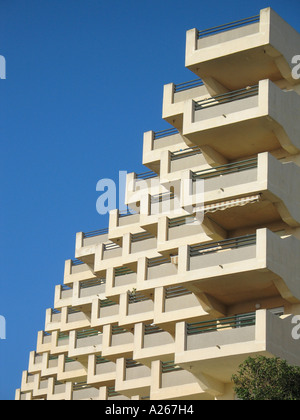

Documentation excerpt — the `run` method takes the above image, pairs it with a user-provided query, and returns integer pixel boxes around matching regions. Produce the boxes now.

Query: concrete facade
[16,8,300,400]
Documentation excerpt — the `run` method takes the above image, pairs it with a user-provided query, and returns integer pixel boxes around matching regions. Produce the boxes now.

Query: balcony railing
[151,191,175,204]
[100,299,117,308]
[174,78,204,93]
[153,128,179,140]
[115,266,135,277]
[103,242,121,251]
[190,234,256,257]
[165,285,192,299]
[144,324,164,335]
[168,214,195,229]
[131,231,155,243]
[79,278,106,289]
[170,146,202,161]
[71,258,84,266]
[187,312,256,335]
[192,157,258,180]
[162,361,183,373]
[147,256,170,268]
[82,228,108,239]
[194,84,259,111]
[76,329,102,340]
[128,291,150,304]
[197,14,260,39]
[125,359,143,369]
[136,171,158,180]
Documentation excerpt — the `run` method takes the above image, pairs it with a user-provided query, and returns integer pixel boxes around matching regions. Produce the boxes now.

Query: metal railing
[136,171,158,180]
[107,387,121,397]
[83,228,108,239]
[153,128,179,140]
[165,285,192,299]
[128,291,150,304]
[119,208,138,218]
[174,78,204,93]
[190,234,257,257]
[147,256,170,268]
[187,312,256,335]
[144,324,164,335]
[103,242,121,251]
[170,145,202,161]
[197,14,260,39]
[76,328,102,340]
[79,278,106,289]
[192,157,258,181]
[111,326,127,335]
[131,231,155,243]
[73,382,93,391]
[58,332,69,341]
[151,191,175,204]
[168,214,196,229]
[95,356,110,365]
[68,307,81,315]
[100,299,117,308]
[71,258,84,266]
[114,266,135,277]
[194,84,259,111]
[125,359,143,369]
[162,361,183,373]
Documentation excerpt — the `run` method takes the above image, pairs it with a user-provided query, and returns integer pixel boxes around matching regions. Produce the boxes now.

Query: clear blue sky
[0,0,299,400]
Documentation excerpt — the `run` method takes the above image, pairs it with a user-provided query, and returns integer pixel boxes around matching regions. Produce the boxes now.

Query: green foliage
[232,356,300,400]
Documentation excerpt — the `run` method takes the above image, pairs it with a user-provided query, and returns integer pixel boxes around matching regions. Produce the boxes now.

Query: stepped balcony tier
[136,228,300,307]
[175,310,300,397]
[142,129,189,173]
[181,79,300,160]
[185,8,300,91]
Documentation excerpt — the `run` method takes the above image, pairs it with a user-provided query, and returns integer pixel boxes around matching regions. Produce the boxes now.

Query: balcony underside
[187,268,280,307]
[205,198,283,231]
[189,46,285,92]
[183,117,284,161]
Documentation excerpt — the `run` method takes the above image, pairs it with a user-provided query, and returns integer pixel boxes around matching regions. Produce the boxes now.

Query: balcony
[108,208,142,243]
[101,324,134,361]
[182,80,300,160]
[41,353,59,377]
[47,378,72,401]
[64,258,98,285]
[87,354,116,386]
[57,355,87,382]
[75,228,109,266]
[91,297,120,328]
[153,286,212,334]
[71,382,103,401]
[133,322,175,366]
[105,264,138,299]
[68,328,103,358]
[150,360,212,400]
[115,358,151,398]
[185,8,300,91]
[180,228,300,305]
[54,284,73,309]
[118,291,154,329]
[180,152,300,231]
[162,78,208,130]
[50,330,70,355]
[175,310,300,393]
[28,351,43,374]
[142,129,188,173]
[73,277,107,307]
[36,331,52,353]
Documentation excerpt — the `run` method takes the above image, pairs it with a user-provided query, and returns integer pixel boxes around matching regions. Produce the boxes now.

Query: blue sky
[0,0,299,400]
